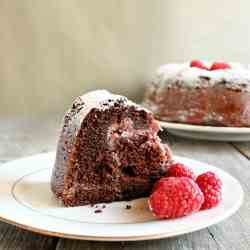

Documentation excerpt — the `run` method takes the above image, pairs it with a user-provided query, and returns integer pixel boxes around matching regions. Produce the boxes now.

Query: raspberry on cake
[51,90,172,206]
[210,62,231,71]
[190,60,209,70]
[143,61,250,127]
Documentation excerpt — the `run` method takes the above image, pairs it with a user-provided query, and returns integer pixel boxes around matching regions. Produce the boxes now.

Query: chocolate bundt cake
[51,90,172,206]
[144,61,250,127]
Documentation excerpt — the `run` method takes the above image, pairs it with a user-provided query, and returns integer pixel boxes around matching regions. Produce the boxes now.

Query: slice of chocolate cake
[51,90,172,206]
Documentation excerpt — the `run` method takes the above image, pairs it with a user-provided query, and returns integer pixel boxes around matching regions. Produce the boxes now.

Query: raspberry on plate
[210,62,231,70]
[190,60,209,70]
[149,177,204,219]
[196,171,222,210]
[152,177,170,192]
[166,162,196,180]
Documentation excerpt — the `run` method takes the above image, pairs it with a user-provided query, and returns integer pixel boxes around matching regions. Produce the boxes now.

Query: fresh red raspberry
[196,171,222,210]
[149,177,204,219]
[166,163,196,180]
[190,60,209,70]
[210,62,230,70]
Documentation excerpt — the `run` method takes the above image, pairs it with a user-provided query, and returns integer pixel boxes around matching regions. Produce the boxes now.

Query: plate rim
[158,120,250,134]
[0,152,244,241]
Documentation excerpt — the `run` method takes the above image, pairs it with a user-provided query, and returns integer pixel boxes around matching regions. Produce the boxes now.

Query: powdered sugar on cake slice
[78,90,146,121]
[62,90,147,140]
[78,90,127,119]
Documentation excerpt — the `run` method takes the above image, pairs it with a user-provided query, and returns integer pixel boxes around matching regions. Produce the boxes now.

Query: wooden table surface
[0,117,249,250]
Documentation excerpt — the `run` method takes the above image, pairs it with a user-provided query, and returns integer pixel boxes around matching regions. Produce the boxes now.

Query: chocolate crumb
[94,209,102,213]
[126,205,132,210]
[95,205,99,208]
[102,205,106,209]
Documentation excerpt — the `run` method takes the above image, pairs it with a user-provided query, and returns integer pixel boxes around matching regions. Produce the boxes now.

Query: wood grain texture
[232,142,250,160]
[0,117,59,162]
[56,231,219,250]
[0,118,60,250]
[0,119,249,250]
[0,223,58,250]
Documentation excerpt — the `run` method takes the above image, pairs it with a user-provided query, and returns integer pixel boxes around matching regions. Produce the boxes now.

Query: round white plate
[159,121,250,141]
[0,152,243,241]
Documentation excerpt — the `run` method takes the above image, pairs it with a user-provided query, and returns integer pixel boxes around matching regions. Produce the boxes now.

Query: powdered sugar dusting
[63,90,148,141]
[78,90,145,120]
[78,90,125,119]
[153,62,250,90]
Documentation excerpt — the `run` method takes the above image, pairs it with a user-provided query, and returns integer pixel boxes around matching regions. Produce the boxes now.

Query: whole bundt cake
[51,90,172,206]
[144,61,250,127]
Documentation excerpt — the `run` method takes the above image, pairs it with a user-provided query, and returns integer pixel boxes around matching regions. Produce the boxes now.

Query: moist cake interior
[62,100,170,206]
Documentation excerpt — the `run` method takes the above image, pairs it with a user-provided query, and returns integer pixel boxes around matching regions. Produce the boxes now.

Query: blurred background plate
[159,121,250,141]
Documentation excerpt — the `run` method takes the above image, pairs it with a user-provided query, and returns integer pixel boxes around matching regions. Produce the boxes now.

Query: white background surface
[1,1,250,115]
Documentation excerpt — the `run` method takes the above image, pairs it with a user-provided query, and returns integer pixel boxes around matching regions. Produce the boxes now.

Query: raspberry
[196,171,222,210]
[166,163,196,180]
[149,177,204,219]
[210,62,230,71]
[190,60,209,70]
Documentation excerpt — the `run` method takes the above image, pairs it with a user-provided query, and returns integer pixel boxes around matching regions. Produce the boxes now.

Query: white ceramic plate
[0,152,243,241]
[159,121,250,141]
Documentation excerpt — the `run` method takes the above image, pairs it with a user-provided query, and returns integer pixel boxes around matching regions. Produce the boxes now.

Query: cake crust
[51,90,172,206]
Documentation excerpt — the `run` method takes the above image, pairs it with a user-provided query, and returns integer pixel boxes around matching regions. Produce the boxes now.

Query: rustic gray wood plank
[56,231,218,250]
[0,223,58,250]
[0,117,60,250]
[0,117,60,162]
[231,142,250,160]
